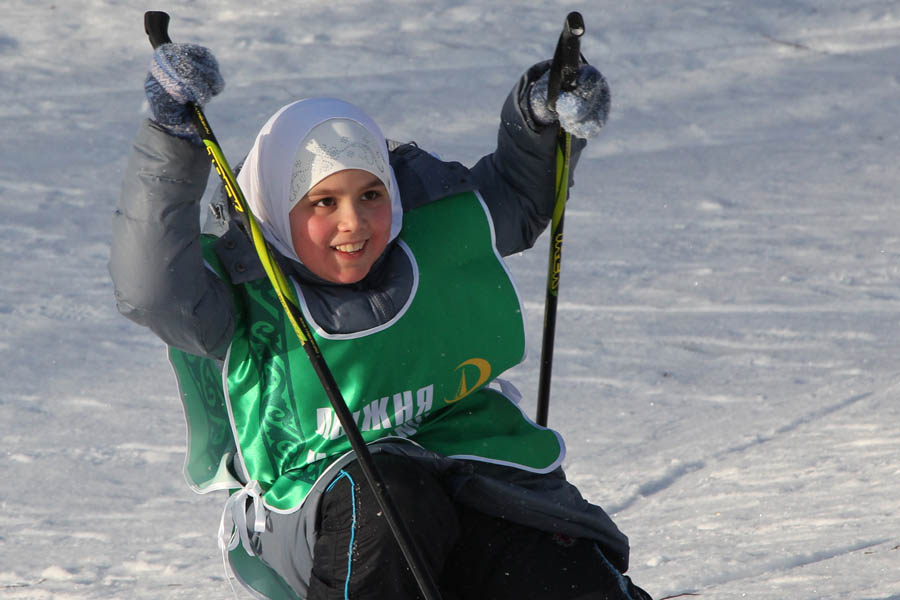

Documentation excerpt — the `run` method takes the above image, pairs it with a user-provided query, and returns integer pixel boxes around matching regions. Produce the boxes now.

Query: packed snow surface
[2,1,899,598]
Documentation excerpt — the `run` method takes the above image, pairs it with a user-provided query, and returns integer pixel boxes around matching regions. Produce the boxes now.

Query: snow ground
[1,1,899,598]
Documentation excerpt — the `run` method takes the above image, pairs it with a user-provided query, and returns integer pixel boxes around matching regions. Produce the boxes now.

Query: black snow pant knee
[306,454,460,600]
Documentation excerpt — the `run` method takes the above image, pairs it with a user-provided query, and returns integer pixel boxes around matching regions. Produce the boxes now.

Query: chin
[330,270,368,284]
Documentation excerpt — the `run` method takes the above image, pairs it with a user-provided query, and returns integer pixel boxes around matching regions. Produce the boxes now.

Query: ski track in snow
[3,1,900,598]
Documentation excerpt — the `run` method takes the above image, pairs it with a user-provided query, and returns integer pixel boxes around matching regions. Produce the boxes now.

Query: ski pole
[536,12,584,427]
[143,12,443,600]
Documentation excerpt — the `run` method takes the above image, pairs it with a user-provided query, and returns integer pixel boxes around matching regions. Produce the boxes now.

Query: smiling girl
[291,168,392,284]
[110,39,651,600]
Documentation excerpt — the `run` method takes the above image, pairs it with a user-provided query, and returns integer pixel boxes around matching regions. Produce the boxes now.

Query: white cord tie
[217,480,267,556]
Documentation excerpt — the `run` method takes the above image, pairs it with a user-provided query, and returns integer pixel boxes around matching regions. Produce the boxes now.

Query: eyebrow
[306,175,385,198]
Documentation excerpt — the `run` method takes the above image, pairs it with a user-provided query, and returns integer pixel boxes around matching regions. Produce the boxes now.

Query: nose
[336,199,362,232]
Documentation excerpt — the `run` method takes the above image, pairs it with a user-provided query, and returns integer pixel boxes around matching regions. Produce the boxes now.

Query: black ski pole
[143,12,443,600]
[536,12,584,427]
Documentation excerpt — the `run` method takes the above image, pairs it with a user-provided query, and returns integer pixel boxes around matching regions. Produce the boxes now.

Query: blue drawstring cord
[326,470,358,600]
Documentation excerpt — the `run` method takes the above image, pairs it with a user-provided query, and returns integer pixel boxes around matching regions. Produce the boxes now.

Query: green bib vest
[169,192,564,512]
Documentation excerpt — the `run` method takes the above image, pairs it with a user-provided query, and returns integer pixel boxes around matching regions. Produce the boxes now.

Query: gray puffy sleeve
[109,120,234,359]
[393,61,586,256]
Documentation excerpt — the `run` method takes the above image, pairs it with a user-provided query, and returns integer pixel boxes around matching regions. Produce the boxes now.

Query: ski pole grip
[144,11,173,49]
[546,11,585,112]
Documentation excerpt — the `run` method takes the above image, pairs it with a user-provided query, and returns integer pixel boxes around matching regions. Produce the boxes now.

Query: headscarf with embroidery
[236,98,402,263]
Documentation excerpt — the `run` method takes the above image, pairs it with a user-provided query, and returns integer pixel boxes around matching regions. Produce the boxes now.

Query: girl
[111,39,651,600]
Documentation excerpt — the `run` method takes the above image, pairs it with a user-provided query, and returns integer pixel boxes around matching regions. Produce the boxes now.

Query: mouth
[331,241,367,254]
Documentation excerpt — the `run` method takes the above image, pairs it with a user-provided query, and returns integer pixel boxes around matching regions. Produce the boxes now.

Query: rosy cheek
[301,216,327,246]
[290,213,321,260]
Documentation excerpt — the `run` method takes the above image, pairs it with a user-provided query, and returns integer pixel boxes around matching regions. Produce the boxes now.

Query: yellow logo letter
[445,358,492,404]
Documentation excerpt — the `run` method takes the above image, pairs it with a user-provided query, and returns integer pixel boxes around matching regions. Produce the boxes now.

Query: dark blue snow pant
[306,454,652,600]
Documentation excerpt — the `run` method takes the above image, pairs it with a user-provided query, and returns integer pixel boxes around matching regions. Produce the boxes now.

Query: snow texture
[2,1,899,599]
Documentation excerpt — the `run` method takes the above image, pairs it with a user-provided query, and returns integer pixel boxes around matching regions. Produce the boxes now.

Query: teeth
[333,241,365,253]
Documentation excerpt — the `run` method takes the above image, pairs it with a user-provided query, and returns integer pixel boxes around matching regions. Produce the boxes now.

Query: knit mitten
[144,43,225,144]
[529,64,610,139]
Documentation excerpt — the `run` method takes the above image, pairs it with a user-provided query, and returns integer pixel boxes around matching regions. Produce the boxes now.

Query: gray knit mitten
[529,64,610,139]
[144,43,225,144]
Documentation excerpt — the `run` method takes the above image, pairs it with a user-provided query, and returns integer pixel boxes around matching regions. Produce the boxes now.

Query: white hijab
[236,98,403,263]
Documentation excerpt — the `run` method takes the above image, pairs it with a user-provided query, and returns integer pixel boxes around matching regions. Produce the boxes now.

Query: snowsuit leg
[307,454,461,600]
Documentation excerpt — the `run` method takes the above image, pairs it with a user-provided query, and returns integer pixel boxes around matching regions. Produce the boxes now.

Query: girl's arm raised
[393,61,607,257]
[111,41,233,359]
[469,61,582,256]
[110,119,235,359]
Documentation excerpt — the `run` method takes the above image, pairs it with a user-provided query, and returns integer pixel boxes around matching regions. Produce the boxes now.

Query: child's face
[289,169,392,284]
